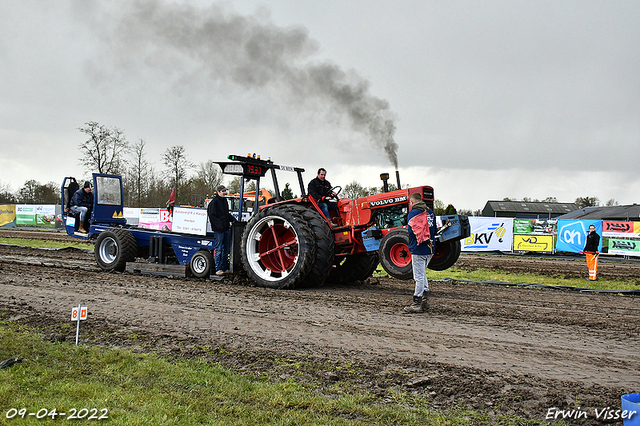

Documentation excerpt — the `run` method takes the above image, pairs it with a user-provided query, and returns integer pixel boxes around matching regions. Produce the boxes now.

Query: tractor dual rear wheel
[328,253,379,284]
[241,205,317,289]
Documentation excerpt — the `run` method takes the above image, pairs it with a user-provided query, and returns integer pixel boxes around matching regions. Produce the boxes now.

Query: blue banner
[556,220,602,253]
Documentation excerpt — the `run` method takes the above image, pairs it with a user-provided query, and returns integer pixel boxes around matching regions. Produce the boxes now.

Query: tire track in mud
[1,244,639,422]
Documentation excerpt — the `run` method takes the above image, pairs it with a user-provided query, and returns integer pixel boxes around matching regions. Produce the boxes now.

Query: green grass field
[0,323,547,426]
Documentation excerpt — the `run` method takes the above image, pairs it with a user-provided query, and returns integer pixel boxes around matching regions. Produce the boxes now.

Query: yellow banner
[635,222,640,234]
[513,234,554,253]
[0,204,16,227]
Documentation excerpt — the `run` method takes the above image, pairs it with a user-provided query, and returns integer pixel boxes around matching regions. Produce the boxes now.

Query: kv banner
[608,238,640,256]
[462,218,513,252]
[556,220,602,253]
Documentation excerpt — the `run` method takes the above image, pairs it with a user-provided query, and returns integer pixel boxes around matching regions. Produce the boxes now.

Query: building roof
[482,200,578,217]
[556,204,640,221]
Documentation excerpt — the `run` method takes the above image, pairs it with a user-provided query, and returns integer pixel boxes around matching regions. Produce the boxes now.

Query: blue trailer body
[61,173,223,276]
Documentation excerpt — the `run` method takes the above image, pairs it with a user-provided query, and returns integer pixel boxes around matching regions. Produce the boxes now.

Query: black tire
[378,228,413,280]
[241,205,317,289]
[428,240,462,271]
[94,229,137,272]
[328,253,379,284]
[287,204,334,287]
[189,250,214,278]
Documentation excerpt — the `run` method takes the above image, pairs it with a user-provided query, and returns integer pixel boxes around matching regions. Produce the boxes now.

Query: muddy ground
[1,229,639,424]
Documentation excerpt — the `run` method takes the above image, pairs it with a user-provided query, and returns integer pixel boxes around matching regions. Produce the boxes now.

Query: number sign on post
[71,303,88,345]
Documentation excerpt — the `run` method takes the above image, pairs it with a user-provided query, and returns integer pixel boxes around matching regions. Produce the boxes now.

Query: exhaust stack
[380,173,390,193]
[396,170,401,190]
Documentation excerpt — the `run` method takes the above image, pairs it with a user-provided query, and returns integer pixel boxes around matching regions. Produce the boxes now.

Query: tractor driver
[308,168,338,221]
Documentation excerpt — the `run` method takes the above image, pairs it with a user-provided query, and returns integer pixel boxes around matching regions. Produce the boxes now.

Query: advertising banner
[123,207,140,225]
[0,205,16,227]
[513,219,532,234]
[139,208,160,223]
[16,205,57,227]
[555,220,602,253]
[172,207,208,236]
[16,205,36,225]
[138,208,172,231]
[35,205,56,227]
[462,218,513,251]
[608,238,640,256]
[513,235,555,253]
[602,220,640,238]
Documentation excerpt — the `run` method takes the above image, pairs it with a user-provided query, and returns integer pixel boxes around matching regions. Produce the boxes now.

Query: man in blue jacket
[70,181,93,233]
[404,192,437,313]
[207,185,237,276]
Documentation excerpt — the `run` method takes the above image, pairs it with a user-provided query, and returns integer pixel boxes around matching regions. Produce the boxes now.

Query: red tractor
[220,155,470,289]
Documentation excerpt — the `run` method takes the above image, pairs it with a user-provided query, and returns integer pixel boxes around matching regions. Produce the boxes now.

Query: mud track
[1,232,639,424]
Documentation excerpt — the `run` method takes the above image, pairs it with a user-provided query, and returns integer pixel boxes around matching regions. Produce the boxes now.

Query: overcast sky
[1,0,638,211]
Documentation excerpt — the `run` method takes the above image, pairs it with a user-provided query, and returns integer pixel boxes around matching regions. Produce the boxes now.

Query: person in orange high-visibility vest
[583,224,600,281]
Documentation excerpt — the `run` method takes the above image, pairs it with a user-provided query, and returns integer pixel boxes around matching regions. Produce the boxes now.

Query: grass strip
[0,237,92,251]
[0,323,544,425]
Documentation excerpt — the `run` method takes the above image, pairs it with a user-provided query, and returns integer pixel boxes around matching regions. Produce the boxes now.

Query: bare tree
[0,181,16,204]
[162,145,193,190]
[605,198,619,206]
[17,180,58,204]
[126,139,150,207]
[575,196,600,208]
[78,121,130,175]
[188,160,223,205]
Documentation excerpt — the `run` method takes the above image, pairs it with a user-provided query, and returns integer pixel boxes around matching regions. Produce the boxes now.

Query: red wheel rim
[258,222,299,273]
[389,242,411,267]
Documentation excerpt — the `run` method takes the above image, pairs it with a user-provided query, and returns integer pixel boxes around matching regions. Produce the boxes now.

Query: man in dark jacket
[404,192,437,313]
[70,181,93,233]
[584,224,600,281]
[207,185,236,276]
[307,168,337,220]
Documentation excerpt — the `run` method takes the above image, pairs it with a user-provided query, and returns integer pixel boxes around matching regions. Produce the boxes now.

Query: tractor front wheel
[428,240,462,271]
[378,229,413,280]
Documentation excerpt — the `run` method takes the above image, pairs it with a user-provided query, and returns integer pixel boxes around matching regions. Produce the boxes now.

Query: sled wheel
[189,250,214,278]
[241,205,316,289]
[328,253,379,284]
[378,228,413,280]
[428,240,462,271]
[94,229,137,272]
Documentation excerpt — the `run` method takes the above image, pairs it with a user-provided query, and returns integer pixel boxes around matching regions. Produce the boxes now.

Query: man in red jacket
[404,192,437,313]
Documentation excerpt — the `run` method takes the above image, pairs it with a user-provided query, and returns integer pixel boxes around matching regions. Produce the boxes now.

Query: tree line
[0,121,617,213]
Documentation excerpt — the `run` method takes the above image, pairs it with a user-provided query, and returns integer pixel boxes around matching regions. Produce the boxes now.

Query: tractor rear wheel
[241,205,316,289]
[94,229,137,272]
[428,240,462,271]
[328,253,379,284]
[378,228,413,280]
[286,205,334,287]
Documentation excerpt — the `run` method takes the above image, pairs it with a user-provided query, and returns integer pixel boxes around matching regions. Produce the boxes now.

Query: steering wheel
[327,186,342,200]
